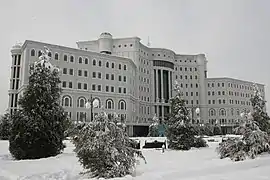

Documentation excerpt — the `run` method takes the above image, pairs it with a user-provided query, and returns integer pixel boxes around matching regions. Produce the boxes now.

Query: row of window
[139,67,150,75]
[139,106,150,115]
[207,82,225,88]
[178,83,199,88]
[208,99,226,105]
[185,92,199,96]
[208,91,254,99]
[139,96,150,102]
[113,44,133,48]
[139,76,150,84]
[139,86,150,93]
[208,82,264,92]
[209,108,250,117]
[30,49,128,70]
[175,67,198,72]
[175,75,199,80]
[208,91,226,96]
[228,99,251,106]
[62,81,127,93]
[208,119,244,125]
[62,95,127,110]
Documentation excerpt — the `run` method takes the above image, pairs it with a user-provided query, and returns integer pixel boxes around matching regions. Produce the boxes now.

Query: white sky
[0,0,269,113]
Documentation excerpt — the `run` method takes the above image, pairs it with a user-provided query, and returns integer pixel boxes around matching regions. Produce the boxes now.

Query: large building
[8,32,265,136]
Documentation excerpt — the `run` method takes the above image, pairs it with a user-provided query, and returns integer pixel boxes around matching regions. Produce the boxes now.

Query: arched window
[219,108,226,116]
[118,100,126,110]
[78,57,82,63]
[106,62,109,68]
[70,55,74,62]
[64,55,68,61]
[30,49,35,56]
[48,52,52,57]
[92,97,101,108]
[98,60,102,67]
[93,59,96,66]
[77,97,86,108]
[209,108,216,116]
[38,50,42,57]
[85,58,88,64]
[62,95,72,107]
[106,99,114,109]
[54,53,59,60]
[231,108,234,116]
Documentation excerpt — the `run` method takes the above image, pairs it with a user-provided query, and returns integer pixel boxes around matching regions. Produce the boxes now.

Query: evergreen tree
[9,47,69,160]
[72,112,146,178]
[250,84,270,133]
[217,111,270,161]
[0,113,12,140]
[166,81,207,150]
[147,114,159,137]
[213,125,222,135]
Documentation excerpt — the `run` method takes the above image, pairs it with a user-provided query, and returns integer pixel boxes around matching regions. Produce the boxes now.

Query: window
[92,84,96,90]
[218,83,220,87]
[218,99,222,104]
[98,85,101,91]
[85,58,88,64]
[190,75,192,79]
[219,108,226,116]
[84,70,88,77]
[106,99,114,109]
[68,82,72,88]
[92,72,96,78]
[209,109,216,116]
[111,86,114,92]
[106,86,109,92]
[38,51,42,57]
[111,62,114,68]
[195,67,197,71]
[222,91,225,95]
[63,68,67,74]
[62,95,72,107]
[111,74,114,80]
[83,83,87,90]
[118,87,122,93]
[196,84,198,88]
[64,55,68,61]
[190,68,192,71]
[118,75,122,81]
[223,99,226,104]
[118,100,126,110]
[222,83,225,87]
[78,83,82,89]
[54,53,59,60]
[30,49,36,57]
[218,91,221,95]
[70,56,74,63]
[69,69,74,75]
[124,65,127,70]
[77,97,86,108]
[119,64,121,70]
[123,88,126,94]
[106,74,109,80]
[62,81,66,88]
[93,59,96,66]
[98,72,102,79]
[208,91,210,96]
[98,61,102,67]
[78,70,82,76]
[196,92,199,96]
[123,76,126,82]
[106,62,109,68]
[195,75,198,79]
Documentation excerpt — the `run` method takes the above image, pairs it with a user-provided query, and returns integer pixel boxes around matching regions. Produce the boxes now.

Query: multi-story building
[8,32,265,136]
[206,77,265,134]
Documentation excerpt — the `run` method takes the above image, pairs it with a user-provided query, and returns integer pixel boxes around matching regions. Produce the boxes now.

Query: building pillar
[161,69,164,102]
[155,69,159,102]
[168,70,171,99]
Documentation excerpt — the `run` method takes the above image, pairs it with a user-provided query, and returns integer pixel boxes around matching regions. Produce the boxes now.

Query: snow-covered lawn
[0,138,270,180]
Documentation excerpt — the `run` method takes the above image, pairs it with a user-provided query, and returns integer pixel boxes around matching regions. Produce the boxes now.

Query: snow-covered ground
[0,137,270,180]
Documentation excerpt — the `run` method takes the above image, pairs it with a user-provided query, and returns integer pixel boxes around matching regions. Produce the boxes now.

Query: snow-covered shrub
[193,124,214,136]
[0,113,12,140]
[9,47,68,160]
[193,137,208,148]
[166,81,208,150]
[72,112,146,179]
[217,111,270,161]
[148,114,159,137]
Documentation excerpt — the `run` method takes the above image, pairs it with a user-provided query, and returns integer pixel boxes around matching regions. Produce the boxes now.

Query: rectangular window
[111,74,114,80]
[123,76,126,82]
[92,72,96,78]
[63,68,67,74]
[119,75,122,81]
[62,81,66,87]
[92,84,96,90]
[68,82,72,88]
[84,70,88,77]
[208,100,211,104]
[106,74,109,80]
[98,72,102,79]
[78,70,82,76]
[78,83,81,89]
[111,86,114,92]
[118,87,122,93]
[98,85,101,91]
[196,92,199,96]
[123,88,126,94]
[106,86,109,92]
[69,69,73,75]
[84,83,87,90]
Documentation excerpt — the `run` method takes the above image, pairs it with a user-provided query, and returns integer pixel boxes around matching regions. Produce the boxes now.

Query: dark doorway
[133,126,149,137]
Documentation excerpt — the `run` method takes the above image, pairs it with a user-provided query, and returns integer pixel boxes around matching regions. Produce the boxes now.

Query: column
[161,69,164,102]
[155,69,159,102]
[168,71,171,99]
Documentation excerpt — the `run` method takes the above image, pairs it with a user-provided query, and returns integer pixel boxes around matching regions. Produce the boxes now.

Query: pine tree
[217,111,270,161]
[147,114,159,137]
[9,47,69,160]
[0,113,12,140]
[166,81,207,150]
[250,84,270,133]
[72,112,146,179]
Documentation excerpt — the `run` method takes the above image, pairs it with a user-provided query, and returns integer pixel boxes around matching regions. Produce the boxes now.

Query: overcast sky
[0,0,269,114]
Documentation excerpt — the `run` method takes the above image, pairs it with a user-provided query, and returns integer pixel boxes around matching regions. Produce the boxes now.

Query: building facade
[8,32,265,136]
